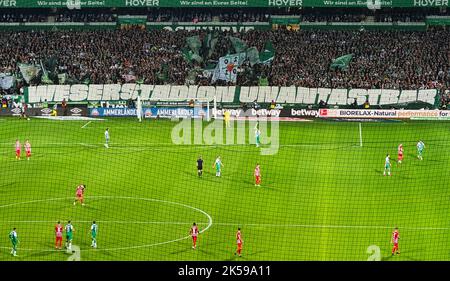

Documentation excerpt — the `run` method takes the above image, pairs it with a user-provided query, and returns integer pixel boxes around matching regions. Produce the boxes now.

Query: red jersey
[191,226,198,237]
[55,224,63,238]
[254,166,260,177]
[24,142,31,152]
[392,230,399,244]
[398,145,403,156]
[76,186,84,196]
[236,231,242,245]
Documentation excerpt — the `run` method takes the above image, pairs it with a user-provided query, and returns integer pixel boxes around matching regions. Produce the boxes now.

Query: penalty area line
[81,121,92,129]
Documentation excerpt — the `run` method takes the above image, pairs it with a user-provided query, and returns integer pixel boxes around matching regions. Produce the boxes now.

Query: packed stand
[55,12,117,22]
[0,28,449,92]
[0,13,47,22]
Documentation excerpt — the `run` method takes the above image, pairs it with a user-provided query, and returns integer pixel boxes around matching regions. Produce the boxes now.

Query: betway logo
[251,109,281,117]
[268,0,302,6]
[125,0,159,6]
[291,109,319,117]
[213,109,242,117]
[414,0,448,6]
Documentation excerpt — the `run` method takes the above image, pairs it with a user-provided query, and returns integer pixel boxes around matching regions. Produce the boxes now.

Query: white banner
[25,84,439,106]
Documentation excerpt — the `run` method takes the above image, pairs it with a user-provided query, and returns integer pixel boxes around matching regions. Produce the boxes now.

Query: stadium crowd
[0,8,447,23]
[1,28,448,92]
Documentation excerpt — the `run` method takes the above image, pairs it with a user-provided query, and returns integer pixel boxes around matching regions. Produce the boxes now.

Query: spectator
[363,99,370,109]
[62,98,67,116]
[352,98,358,108]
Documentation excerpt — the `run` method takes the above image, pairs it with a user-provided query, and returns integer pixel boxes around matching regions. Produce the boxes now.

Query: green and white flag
[211,52,246,83]
[204,32,219,59]
[330,54,353,70]
[246,47,260,67]
[18,63,40,84]
[229,36,247,53]
[259,41,275,65]
[0,73,15,90]
[186,36,202,55]
[40,60,54,84]
[182,48,203,64]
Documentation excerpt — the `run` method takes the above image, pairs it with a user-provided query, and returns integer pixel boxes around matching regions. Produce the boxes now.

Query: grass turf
[0,117,449,261]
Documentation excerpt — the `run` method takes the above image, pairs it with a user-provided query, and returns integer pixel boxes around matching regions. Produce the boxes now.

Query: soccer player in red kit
[391,227,400,255]
[235,228,243,257]
[15,139,21,160]
[73,184,85,206]
[24,140,31,160]
[398,144,403,164]
[190,223,198,249]
[55,221,63,249]
[254,164,261,187]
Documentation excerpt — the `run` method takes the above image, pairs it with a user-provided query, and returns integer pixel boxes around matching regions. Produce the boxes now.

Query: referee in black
[197,156,203,177]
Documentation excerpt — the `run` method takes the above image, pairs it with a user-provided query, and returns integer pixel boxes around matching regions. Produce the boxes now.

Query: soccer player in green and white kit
[91,221,98,248]
[65,220,75,252]
[417,140,425,160]
[213,156,224,177]
[255,123,261,147]
[9,227,18,256]
[384,154,391,176]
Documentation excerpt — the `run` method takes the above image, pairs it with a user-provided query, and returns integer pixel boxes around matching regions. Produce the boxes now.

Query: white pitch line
[0,220,204,225]
[359,122,363,147]
[0,142,342,148]
[80,143,97,148]
[209,223,450,231]
[0,220,447,231]
[81,121,92,129]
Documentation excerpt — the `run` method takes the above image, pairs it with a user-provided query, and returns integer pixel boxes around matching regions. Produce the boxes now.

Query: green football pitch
[0,117,449,261]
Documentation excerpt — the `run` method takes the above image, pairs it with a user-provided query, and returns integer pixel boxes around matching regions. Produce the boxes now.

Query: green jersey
[215,158,222,171]
[417,141,425,152]
[65,224,74,239]
[9,231,18,244]
[91,223,98,238]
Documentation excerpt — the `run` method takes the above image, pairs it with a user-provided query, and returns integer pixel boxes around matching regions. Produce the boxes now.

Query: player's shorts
[398,154,403,160]
[66,234,73,241]
[77,193,83,198]
[26,151,31,157]
[15,150,20,156]
[237,243,242,250]
[385,164,390,169]
[56,236,62,241]
[255,176,261,183]
[198,167,203,171]
[92,234,97,239]
[192,236,197,242]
